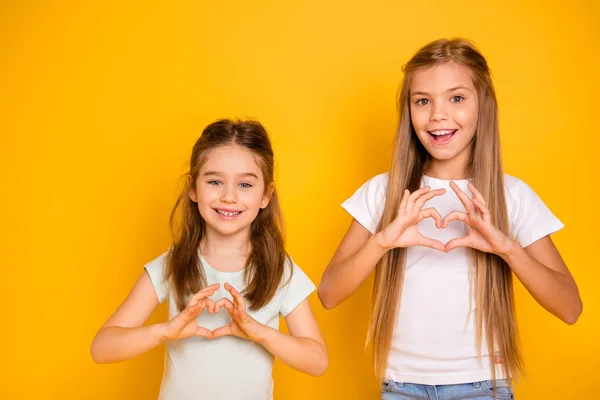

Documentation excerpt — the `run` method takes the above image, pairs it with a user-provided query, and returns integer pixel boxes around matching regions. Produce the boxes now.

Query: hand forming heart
[442,181,514,255]
[376,182,514,255]
[162,282,263,342]
[376,186,447,251]
[211,282,263,341]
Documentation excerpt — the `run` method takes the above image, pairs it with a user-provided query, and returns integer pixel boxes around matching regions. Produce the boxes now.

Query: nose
[220,184,237,203]
[430,101,448,122]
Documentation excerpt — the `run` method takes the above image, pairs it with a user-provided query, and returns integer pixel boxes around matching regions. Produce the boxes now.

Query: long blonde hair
[367,39,523,383]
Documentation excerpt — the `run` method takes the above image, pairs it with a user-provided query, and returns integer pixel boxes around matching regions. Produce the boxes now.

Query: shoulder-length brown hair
[166,119,289,311]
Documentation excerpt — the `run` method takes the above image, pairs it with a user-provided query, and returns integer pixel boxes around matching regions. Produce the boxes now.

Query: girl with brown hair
[91,119,327,399]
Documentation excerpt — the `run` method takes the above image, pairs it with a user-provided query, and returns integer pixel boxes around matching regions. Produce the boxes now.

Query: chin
[425,149,459,161]
[211,224,249,237]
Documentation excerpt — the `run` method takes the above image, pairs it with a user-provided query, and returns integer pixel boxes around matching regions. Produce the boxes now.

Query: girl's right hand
[161,283,219,341]
[375,187,446,251]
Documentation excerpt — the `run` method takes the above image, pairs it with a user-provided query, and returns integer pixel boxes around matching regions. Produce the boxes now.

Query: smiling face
[409,62,479,175]
[189,144,272,237]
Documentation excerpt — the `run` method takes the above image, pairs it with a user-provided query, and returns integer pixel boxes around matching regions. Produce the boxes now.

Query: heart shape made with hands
[387,181,511,255]
[168,282,260,342]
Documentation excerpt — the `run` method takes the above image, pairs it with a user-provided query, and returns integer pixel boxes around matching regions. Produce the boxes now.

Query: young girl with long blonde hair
[319,39,581,399]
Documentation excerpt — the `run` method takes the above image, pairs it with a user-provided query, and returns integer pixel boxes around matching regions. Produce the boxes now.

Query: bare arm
[90,272,217,363]
[318,187,446,309]
[445,181,582,325]
[501,236,582,324]
[317,220,386,310]
[257,298,328,376]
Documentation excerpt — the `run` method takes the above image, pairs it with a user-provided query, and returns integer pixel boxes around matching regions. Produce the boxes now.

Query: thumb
[180,301,204,322]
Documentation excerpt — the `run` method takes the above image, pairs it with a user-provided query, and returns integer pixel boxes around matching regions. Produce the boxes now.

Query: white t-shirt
[144,250,316,400]
[342,173,564,385]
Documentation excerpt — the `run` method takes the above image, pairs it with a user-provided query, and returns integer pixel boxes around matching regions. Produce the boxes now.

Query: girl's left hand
[211,283,265,342]
[443,182,515,255]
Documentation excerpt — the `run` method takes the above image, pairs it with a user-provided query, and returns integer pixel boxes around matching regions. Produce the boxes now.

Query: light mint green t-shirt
[144,250,316,400]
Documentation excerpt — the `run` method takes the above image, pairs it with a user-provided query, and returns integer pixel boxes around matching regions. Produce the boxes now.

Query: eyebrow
[203,171,259,179]
[410,86,472,97]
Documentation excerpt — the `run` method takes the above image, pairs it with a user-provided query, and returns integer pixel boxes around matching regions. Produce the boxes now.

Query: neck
[200,227,251,257]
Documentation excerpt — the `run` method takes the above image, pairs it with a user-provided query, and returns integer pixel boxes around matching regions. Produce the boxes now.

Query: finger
[195,326,213,339]
[467,182,486,206]
[415,234,445,252]
[449,181,476,213]
[213,298,234,314]
[204,298,215,314]
[420,207,443,229]
[414,188,446,210]
[225,283,246,312]
[445,236,470,252]
[442,210,469,228]
[181,302,204,322]
[473,198,490,219]
[212,325,232,339]
[188,284,219,306]
[399,189,410,210]
[407,186,431,208]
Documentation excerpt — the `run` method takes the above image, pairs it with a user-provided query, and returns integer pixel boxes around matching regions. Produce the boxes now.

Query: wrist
[154,322,170,343]
[498,238,522,261]
[371,232,394,253]
[253,322,273,345]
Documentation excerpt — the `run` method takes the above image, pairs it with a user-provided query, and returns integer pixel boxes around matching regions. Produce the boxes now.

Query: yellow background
[2,1,598,399]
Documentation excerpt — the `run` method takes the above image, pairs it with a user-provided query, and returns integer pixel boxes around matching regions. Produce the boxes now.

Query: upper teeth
[430,130,455,136]
[217,210,241,216]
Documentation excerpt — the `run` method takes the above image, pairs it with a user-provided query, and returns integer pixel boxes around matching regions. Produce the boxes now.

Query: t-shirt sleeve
[508,179,564,248]
[279,259,316,317]
[340,173,388,234]
[143,252,170,304]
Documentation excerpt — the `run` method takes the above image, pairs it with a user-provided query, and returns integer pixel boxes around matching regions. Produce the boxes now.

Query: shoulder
[143,250,171,302]
[341,172,389,234]
[345,172,389,205]
[503,174,526,192]
[279,255,316,291]
[362,172,389,192]
[281,256,308,284]
[504,174,523,201]
[503,173,540,206]
[144,250,169,273]
[277,255,316,316]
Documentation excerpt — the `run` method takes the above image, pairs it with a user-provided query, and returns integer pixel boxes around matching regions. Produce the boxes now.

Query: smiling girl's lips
[428,129,457,145]
[213,208,244,220]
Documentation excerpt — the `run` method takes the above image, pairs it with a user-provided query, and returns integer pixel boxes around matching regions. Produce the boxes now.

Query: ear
[260,183,275,209]
[187,175,198,203]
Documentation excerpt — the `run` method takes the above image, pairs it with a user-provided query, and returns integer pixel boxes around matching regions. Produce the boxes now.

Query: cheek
[456,104,478,129]
[197,188,218,205]
[410,107,428,131]
[240,190,265,207]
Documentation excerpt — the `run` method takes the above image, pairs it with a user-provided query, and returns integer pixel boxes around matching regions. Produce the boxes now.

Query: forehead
[201,144,263,177]
[410,62,475,93]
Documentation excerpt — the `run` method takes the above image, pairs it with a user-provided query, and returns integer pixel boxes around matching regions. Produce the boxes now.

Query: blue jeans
[381,379,514,399]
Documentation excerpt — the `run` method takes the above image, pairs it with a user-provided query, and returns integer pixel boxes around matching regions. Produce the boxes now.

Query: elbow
[90,342,105,364]
[317,286,337,311]
[312,361,328,377]
[309,346,329,377]
[564,300,583,325]
[90,333,111,364]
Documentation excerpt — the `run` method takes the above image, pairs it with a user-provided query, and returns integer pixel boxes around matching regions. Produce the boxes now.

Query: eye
[451,95,464,103]
[207,180,222,186]
[416,98,430,106]
[239,182,253,189]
